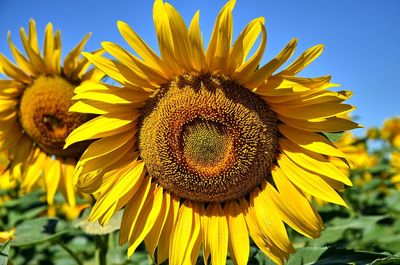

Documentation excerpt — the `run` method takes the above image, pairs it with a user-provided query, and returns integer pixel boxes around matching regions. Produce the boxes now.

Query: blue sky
[0,0,399,134]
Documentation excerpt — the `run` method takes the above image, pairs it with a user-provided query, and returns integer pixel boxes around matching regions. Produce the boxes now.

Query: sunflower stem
[95,234,109,265]
[58,241,84,265]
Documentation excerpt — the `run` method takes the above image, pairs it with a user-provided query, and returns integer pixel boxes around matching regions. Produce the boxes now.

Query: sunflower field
[1,0,400,264]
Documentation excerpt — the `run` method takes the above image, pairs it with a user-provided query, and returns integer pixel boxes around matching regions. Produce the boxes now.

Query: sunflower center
[139,73,279,202]
[19,75,90,157]
[182,119,234,174]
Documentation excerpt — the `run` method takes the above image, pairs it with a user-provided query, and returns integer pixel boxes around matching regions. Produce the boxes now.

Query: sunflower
[381,117,400,148]
[66,1,360,264]
[391,151,400,189]
[332,132,376,172]
[0,19,104,207]
[0,228,15,243]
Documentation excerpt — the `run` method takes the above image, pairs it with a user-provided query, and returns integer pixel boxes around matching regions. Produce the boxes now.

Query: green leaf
[2,190,44,209]
[305,215,387,246]
[367,164,391,174]
[287,247,389,265]
[8,205,48,227]
[78,210,123,235]
[370,257,400,265]
[251,251,275,265]
[11,217,71,247]
[385,192,400,214]
[322,132,344,142]
[0,242,10,265]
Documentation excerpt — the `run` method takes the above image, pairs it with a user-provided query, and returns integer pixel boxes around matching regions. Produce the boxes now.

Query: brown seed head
[139,73,279,202]
[19,75,90,157]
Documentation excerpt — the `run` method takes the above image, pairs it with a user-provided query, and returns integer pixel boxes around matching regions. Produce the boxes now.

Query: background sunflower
[0,19,104,207]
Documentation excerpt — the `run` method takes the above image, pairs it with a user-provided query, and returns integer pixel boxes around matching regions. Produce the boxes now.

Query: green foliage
[11,217,71,247]
[0,242,10,265]
[78,210,123,235]
[322,132,344,142]
[287,247,390,265]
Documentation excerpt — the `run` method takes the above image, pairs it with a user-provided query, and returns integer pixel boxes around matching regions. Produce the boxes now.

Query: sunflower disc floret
[19,75,90,157]
[140,73,278,202]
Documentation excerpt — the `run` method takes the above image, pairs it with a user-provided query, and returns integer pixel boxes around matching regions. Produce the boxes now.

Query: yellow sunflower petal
[64,112,138,148]
[82,52,147,89]
[0,53,31,83]
[0,111,17,131]
[251,187,295,254]
[43,23,55,73]
[0,99,17,113]
[278,44,324,76]
[169,200,201,265]
[0,121,22,151]
[270,166,323,238]
[74,145,137,193]
[127,184,164,257]
[188,11,207,71]
[0,79,24,91]
[163,2,194,71]
[19,26,47,73]
[145,192,170,260]
[271,101,354,120]
[279,124,346,157]
[188,204,203,264]
[7,32,37,76]
[226,17,264,75]
[8,136,32,180]
[244,39,298,88]
[59,160,76,207]
[153,0,182,74]
[117,21,169,75]
[80,130,135,162]
[73,48,105,78]
[280,138,352,186]
[119,176,152,245]
[20,148,47,192]
[44,157,61,205]
[206,0,235,71]
[256,76,336,100]
[278,153,347,206]
[225,200,249,265]
[28,19,40,53]
[64,33,91,77]
[277,90,352,107]
[72,82,152,104]
[279,115,361,132]
[202,203,228,265]
[89,162,145,221]
[157,195,180,264]
[102,41,168,84]
[233,23,266,85]
[51,29,62,74]
[97,173,141,222]
[69,100,113,115]
[239,199,285,265]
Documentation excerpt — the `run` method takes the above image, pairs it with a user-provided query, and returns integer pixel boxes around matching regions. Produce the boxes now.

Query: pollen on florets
[19,75,90,157]
[139,73,279,202]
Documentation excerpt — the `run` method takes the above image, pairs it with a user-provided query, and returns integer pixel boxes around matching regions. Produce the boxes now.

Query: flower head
[0,228,15,243]
[66,1,360,264]
[381,117,400,148]
[0,19,103,207]
[391,151,400,189]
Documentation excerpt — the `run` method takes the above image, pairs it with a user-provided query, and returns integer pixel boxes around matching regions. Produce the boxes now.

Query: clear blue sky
[1,0,399,134]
